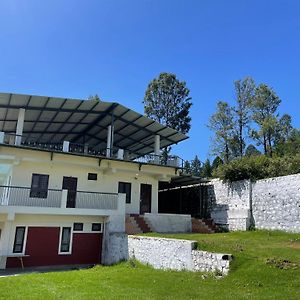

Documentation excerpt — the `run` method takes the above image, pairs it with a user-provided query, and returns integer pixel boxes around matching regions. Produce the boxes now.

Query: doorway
[62,177,78,208]
[140,184,152,214]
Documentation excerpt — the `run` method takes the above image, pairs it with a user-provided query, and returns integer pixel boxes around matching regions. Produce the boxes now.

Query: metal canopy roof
[159,175,210,190]
[0,92,188,155]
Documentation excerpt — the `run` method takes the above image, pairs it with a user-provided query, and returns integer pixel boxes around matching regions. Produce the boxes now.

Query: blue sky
[0,0,299,161]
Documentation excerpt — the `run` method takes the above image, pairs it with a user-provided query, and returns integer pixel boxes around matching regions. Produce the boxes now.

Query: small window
[13,227,26,253]
[30,173,49,198]
[91,223,102,232]
[88,173,97,181]
[118,182,131,204]
[73,223,83,231]
[60,227,71,253]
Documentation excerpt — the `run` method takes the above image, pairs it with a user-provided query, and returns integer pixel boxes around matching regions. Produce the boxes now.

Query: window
[88,173,97,181]
[60,227,72,253]
[118,182,131,204]
[91,223,102,232]
[73,223,83,231]
[13,227,26,253]
[30,173,49,198]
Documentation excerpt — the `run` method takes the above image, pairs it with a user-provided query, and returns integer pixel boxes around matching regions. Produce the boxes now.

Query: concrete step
[130,214,152,233]
[192,218,218,234]
[125,215,142,235]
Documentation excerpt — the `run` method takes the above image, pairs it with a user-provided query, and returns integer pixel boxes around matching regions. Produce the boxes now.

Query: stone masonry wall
[209,179,251,231]
[210,173,300,233]
[128,235,232,275]
[252,174,300,232]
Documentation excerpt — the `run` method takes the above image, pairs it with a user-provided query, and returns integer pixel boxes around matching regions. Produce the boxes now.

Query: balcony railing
[0,132,185,168]
[0,186,118,210]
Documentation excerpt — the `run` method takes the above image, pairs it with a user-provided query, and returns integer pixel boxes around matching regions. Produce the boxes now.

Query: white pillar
[154,135,160,164]
[15,108,25,146]
[0,131,4,144]
[0,217,14,269]
[63,141,70,152]
[61,189,68,208]
[154,135,160,155]
[106,125,114,157]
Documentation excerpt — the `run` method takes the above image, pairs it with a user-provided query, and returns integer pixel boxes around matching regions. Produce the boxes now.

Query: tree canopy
[143,73,192,134]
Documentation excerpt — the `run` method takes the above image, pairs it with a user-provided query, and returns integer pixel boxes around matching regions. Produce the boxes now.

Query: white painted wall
[128,236,232,274]
[144,213,192,233]
[1,146,177,214]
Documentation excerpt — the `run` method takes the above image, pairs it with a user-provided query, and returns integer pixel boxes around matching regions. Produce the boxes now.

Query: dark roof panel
[0,92,188,155]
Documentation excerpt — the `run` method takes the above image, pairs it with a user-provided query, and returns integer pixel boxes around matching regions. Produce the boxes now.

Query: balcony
[0,186,119,211]
[0,132,184,168]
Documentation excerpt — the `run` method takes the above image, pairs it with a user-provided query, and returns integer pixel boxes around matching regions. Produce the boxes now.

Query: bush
[213,154,300,182]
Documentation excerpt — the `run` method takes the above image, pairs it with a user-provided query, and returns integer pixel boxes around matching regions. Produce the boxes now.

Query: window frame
[91,223,102,232]
[88,173,98,181]
[73,223,84,232]
[30,173,49,199]
[118,182,132,204]
[58,227,73,255]
[13,226,26,254]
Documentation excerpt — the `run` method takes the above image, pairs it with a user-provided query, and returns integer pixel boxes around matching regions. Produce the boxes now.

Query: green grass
[1,231,300,299]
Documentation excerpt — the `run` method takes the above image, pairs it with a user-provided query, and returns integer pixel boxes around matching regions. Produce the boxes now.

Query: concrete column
[15,108,25,146]
[154,135,160,155]
[106,125,114,157]
[0,217,14,269]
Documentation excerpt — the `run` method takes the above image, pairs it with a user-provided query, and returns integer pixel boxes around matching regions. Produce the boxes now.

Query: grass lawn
[0,231,300,299]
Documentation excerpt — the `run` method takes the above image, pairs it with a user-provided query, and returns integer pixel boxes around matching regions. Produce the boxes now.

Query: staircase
[125,214,152,234]
[192,218,219,234]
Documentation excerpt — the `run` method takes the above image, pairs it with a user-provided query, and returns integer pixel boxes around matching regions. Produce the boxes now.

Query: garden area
[0,231,300,299]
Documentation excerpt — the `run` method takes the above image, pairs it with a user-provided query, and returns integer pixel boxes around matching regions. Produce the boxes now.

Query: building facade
[0,92,187,269]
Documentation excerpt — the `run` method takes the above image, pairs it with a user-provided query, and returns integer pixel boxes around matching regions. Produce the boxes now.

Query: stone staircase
[125,214,152,234]
[192,218,219,234]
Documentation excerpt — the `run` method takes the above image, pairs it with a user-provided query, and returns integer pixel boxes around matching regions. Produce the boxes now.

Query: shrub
[213,154,300,182]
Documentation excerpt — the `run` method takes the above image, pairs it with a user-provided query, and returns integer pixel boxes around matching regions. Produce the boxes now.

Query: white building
[0,92,188,269]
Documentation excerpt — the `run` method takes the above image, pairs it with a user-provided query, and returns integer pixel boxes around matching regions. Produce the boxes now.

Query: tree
[250,84,281,156]
[190,155,202,176]
[278,114,293,142]
[208,101,235,163]
[233,77,256,157]
[212,156,223,170]
[201,159,212,178]
[143,73,192,134]
[183,160,192,174]
[88,94,101,102]
[245,144,261,157]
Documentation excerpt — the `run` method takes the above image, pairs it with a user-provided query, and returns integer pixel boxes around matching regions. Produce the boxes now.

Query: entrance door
[140,184,152,214]
[62,177,78,208]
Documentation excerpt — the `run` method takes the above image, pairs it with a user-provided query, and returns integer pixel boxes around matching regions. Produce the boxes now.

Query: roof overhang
[0,92,188,156]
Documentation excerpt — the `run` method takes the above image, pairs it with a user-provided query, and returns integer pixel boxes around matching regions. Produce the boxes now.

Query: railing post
[63,141,70,152]
[0,131,4,144]
[84,143,89,154]
[61,189,68,208]
[117,149,124,159]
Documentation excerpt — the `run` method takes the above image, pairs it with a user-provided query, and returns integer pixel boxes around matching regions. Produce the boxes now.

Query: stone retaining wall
[128,235,232,275]
[252,174,300,232]
[210,173,300,233]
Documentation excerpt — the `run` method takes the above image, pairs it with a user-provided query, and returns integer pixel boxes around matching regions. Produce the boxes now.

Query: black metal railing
[0,132,185,168]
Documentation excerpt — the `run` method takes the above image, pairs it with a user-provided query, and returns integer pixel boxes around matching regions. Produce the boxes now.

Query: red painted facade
[6,227,102,268]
